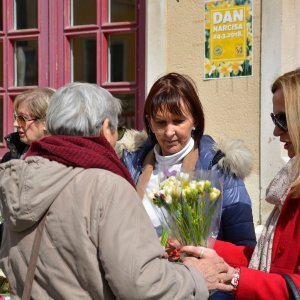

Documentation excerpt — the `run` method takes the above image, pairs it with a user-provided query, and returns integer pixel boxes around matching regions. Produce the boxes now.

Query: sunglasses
[117,126,126,141]
[14,113,37,127]
[270,112,288,132]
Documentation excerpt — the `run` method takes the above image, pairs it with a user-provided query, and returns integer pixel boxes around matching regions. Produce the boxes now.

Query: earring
[192,127,196,130]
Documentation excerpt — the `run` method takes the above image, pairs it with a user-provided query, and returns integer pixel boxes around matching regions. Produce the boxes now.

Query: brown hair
[14,87,55,120]
[144,72,205,143]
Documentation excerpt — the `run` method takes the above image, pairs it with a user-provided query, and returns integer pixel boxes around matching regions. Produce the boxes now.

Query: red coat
[214,194,300,299]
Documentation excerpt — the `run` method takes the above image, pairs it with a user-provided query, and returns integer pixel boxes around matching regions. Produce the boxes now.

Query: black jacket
[1,132,28,163]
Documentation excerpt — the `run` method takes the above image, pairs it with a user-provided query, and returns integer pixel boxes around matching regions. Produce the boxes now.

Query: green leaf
[160,228,169,247]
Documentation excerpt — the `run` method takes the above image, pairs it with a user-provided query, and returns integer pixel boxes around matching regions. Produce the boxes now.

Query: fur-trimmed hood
[115,129,253,179]
[115,129,148,158]
[213,139,252,179]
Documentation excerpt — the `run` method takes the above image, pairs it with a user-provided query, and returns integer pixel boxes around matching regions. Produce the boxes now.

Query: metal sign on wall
[204,0,253,79]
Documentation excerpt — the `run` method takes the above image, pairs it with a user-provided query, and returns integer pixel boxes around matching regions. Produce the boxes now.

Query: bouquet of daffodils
[149,170,223,247]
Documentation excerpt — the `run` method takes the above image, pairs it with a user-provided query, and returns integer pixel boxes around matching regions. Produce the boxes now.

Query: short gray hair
[46,82,122,136]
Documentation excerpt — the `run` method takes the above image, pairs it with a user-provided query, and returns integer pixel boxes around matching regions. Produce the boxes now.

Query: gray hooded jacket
[0,157,208,299]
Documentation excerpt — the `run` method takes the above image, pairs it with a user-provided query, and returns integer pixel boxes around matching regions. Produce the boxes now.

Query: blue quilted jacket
[122,134,256,247]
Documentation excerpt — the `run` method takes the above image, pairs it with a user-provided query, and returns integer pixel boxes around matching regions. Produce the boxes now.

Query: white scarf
[142,138,195,227]
[248,157,295,271]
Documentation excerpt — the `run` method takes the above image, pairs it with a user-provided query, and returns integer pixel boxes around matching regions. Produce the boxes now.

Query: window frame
[101,0,145,129]
[0,0,145,157]
[61,0,145,129]
[0,0,49,156]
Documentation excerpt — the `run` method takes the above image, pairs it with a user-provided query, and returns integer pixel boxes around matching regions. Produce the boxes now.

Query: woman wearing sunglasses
[1,88,55,162]
[181,68,300,299]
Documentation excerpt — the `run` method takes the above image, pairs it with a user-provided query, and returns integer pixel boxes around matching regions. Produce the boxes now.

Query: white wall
[145,0,167,93]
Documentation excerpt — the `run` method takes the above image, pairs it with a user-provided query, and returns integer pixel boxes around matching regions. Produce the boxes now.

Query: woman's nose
[273,125,283,137]
[165,124,175,136]
[13,119,19,127]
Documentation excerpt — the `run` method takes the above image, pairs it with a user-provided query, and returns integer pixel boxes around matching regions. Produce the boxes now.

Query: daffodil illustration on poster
[204,0,253,79]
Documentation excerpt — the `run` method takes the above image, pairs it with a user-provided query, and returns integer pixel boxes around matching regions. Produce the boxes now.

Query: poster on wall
[204,0,253,79]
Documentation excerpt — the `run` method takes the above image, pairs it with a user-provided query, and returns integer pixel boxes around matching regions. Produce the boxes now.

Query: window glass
[15,40,38,86]
[108,33,135,82]
[14,0,37,29]
[71,35,96,83]
[0,0,3,31]
[113,93,135,128]
[0,42,3,87]
[109,0,136,23]
[0,96,3,142]
[71,0,96,26]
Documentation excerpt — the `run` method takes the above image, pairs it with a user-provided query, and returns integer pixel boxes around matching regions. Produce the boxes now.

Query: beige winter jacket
[0,157,208,299]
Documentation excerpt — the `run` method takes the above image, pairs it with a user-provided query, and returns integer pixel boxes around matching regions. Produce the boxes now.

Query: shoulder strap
[20,167,84,299]
[22,212,48,300]
[282,274,300,300]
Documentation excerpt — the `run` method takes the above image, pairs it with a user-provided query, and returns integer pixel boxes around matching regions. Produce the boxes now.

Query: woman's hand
[180,245,234,292]
[165,239,181,262]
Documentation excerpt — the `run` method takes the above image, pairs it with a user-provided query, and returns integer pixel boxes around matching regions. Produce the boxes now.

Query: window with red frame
[0,0,145,157]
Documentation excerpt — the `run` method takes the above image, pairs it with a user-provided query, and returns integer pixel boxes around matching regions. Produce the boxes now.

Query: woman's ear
[100,118,117,146]
[42,121,48,135]
[99,118,109,136]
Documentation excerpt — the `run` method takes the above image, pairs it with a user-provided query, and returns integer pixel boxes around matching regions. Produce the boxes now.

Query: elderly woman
[182,68,300,299]
[0,82,234,299]
[1,87,54,162]
[119,72,256,247]
[0,87,54,248]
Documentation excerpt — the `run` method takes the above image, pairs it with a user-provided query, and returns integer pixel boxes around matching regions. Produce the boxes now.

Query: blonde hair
[14,87,55,120]
[272,68,300,196]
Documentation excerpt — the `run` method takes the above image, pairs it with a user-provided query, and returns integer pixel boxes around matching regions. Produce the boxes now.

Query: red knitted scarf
[26,135,135,187]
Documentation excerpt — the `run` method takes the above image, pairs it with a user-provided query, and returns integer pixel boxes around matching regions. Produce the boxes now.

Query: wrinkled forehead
[150,98,192,119]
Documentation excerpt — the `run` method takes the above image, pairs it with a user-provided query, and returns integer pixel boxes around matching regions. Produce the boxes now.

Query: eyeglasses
[14,113,37,127]
[117,126,126,141]
[270,112,288,132]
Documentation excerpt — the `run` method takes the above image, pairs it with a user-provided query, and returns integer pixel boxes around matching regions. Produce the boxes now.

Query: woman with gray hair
[46,82,120,138]
[0,82,233,299]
